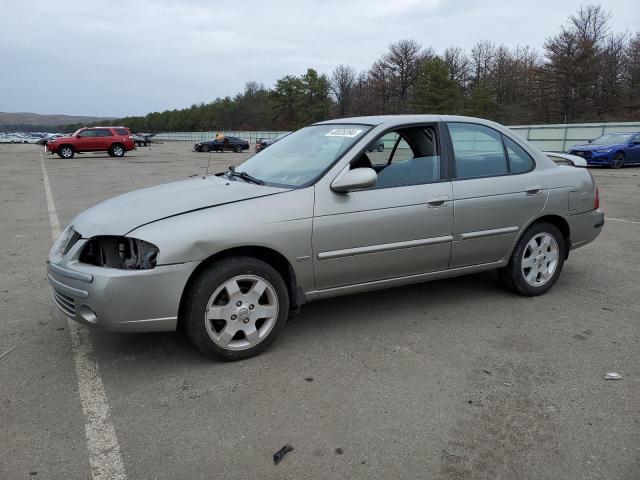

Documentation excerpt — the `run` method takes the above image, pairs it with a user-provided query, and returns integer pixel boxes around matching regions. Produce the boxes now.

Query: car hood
[71,175,289,237]
[569,142,625,151]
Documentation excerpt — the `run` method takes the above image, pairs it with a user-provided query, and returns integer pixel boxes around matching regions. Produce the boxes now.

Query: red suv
[46,127,135,159]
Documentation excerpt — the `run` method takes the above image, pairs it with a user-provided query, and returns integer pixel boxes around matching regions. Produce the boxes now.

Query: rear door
[95,128,113,150]
[446,122,548,268]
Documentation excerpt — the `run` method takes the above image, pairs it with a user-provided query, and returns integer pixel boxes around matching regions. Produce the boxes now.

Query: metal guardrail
[155,121,640,152]
[155,131,290,144]
[509,121,640,151]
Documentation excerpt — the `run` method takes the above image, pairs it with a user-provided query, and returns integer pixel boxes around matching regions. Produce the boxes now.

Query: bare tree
[470,40,496,83]
[382,39,430,111]
[444,46,470,88]
[330,64,356,117]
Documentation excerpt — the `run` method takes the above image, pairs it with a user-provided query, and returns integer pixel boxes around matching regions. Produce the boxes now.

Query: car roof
[314,114,504,129]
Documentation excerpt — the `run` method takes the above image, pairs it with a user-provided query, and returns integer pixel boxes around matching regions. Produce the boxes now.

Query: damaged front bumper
[47,235,198,332]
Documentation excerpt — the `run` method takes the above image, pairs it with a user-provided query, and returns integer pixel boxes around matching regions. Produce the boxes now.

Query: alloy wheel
[521,232,559,287]
[204,275,279,351]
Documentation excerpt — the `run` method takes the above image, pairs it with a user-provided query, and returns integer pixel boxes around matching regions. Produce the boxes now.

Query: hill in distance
[0,112,114,130]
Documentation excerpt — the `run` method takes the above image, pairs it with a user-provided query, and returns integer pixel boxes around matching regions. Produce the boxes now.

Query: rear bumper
[567,208,604,250]
[47,256,198,332]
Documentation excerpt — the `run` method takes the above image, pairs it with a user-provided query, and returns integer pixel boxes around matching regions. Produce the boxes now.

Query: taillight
[594,187,599,210]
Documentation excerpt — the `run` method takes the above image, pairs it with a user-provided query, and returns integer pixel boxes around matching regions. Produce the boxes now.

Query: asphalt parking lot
[1,142,638,480]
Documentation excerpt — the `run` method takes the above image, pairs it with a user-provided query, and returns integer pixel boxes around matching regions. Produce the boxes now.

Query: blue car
[568,132,640,168]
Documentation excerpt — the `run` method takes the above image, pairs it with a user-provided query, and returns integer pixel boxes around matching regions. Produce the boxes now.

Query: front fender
[128,187,316,293]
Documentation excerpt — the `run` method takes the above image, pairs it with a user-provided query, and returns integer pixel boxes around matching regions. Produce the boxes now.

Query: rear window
[115,128,130,135]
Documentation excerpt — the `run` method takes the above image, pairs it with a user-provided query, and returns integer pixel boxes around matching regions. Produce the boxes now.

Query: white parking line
[606,217,640,225]
[40,151,127,480]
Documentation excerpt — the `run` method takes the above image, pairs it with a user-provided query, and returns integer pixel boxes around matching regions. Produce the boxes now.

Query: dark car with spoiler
[194,136,249,153]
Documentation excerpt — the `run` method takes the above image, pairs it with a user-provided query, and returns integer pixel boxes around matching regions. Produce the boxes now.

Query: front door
[312,125,453,291]
[75,129,100,150]
[446,122,548,268]
[628,134,640,163]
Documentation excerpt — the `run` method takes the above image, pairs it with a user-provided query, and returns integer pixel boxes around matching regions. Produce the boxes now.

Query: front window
[590,133,632,145]
[235,124,369,187]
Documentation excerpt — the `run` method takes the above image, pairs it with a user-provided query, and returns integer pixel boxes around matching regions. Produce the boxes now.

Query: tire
[108,151,116,157]
[184,256,290,361]
[201,145,210,152]
[233,144,243,153]
[110,143,125,157]
[58,145,74,159]
[611,152,625,169]
[378,144,384,152]
[499,222,565,296]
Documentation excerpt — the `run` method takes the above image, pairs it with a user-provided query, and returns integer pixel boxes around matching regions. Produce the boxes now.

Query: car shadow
[89,270,507,367]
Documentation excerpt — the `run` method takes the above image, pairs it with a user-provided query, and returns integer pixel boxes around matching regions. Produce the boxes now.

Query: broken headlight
[79,236,159,270]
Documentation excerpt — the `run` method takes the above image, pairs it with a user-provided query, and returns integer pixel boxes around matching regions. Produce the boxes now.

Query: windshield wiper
[225,166,264,185]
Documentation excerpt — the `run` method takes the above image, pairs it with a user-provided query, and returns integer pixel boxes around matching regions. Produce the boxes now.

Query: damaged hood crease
[71,175,288,237]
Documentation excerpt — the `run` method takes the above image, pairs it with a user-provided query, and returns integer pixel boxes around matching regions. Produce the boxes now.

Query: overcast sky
[0,0,638,118]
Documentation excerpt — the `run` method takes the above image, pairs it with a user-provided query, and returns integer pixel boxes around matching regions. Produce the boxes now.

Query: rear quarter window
[504,136,534,173]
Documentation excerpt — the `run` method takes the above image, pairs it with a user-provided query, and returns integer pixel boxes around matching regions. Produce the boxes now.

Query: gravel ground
[0,142,638,480]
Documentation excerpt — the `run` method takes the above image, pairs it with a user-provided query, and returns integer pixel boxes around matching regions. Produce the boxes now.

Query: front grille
[52,289,76,316]
[574,151,592,159]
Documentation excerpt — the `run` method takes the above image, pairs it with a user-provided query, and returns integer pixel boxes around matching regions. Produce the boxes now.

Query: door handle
[525,185,543,195]
[427,195,448,207]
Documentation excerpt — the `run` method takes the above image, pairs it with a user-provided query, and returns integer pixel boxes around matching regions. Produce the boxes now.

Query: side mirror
[331,168,377,193]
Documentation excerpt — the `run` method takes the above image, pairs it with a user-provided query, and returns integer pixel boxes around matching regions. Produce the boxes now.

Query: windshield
[590,133,632,145]
[235,124,369,187]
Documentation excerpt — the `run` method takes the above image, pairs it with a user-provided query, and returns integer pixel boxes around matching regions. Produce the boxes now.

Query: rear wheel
[58,145,74,159]
[611,152,625,169]
[233,144,243,153]
[184,256,289,361]
[499,222,565,296]
[110,143,125,157]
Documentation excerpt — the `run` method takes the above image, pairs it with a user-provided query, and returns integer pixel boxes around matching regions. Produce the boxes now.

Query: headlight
[79,236,159,270]
[55,225,81,256]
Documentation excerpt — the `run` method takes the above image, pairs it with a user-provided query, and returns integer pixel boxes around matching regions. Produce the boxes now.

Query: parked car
[567,132,640,168]
[194,136,249,153]
[47,115,603,361]
[131,132,156,147]
[38,133,64,146]
[255,133,289,153]
[46,127,135,159]
[367,140,385,152]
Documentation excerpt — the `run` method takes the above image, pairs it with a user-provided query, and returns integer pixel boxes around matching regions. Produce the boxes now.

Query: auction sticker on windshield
[325,128,363,137]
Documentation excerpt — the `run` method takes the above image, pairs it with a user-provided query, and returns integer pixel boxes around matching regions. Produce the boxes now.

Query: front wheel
[184,257,289,361]
[611,152,625,169]
[499,222,565,296]
[201,145,210,152]
[58,145,74,159]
